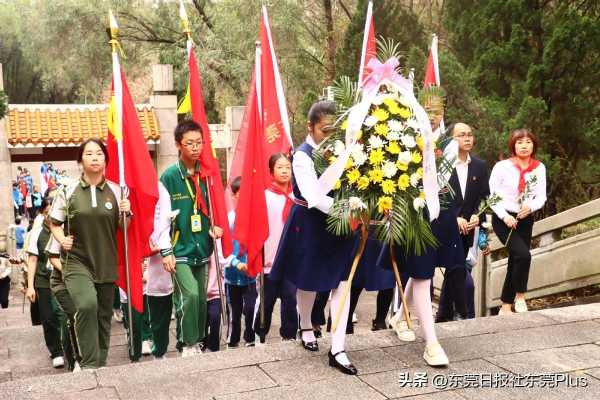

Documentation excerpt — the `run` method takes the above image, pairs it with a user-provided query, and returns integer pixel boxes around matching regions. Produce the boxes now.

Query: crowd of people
[1,95,547,376]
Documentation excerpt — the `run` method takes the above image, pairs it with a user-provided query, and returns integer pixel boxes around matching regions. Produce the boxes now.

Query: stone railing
[432,198,600,317]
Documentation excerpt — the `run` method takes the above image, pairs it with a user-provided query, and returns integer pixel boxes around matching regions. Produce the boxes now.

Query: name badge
[191,214,202,232]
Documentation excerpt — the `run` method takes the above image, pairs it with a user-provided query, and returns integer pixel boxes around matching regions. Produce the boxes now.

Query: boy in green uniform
[159,120,223,357]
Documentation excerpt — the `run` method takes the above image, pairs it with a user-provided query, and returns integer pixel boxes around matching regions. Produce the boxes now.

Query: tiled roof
[6,104,160,147]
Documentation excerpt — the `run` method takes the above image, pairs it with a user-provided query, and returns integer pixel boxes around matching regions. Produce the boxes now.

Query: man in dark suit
[436,123,490,322]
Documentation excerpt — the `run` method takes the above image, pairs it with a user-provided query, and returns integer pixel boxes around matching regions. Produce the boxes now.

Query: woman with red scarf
[253,153,299,340]
[489,129,547,315]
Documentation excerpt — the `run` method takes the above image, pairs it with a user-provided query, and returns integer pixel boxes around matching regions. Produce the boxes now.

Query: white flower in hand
[349,197,367,211]
[413,197,426,211]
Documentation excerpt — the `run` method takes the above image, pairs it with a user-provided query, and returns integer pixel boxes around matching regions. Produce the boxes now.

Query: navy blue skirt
[270,204,356,292]
[352,230,396,291]
[377,209,465,280]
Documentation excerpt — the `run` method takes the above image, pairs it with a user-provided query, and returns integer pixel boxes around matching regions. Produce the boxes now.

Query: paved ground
[1,285,600,399]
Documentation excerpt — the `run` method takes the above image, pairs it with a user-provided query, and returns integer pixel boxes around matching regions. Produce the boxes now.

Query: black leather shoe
[313,329,322,339]
[371,319,387,331]
[298,329,319,352]
[328,350,357,375]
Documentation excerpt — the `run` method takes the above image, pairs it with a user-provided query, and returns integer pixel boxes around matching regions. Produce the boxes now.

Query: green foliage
[0,91,7,120]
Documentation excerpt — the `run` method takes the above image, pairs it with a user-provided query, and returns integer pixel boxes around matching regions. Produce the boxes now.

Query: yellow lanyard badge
[184,176,202,232]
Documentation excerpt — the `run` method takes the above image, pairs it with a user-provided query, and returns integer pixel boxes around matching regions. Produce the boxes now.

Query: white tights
[397,278,438,345]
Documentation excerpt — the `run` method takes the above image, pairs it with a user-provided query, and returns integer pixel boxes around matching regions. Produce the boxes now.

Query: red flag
[233,44,270,278]
[106,70,158,313]
[424,34,440,87]
[185,45,233,257]
[227,6,292,210]
[359,0,376,84]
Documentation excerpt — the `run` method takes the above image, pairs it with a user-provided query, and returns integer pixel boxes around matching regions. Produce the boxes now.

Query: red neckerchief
[267,182,293,223]
[191,172,209,217]
[511,157,540,193]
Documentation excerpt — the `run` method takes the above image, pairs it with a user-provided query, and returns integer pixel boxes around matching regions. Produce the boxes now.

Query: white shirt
[489,159,547,220]
[454,153,471,199]
[146,183,175,296]
[292,135,334,214]
[264,189,288,272]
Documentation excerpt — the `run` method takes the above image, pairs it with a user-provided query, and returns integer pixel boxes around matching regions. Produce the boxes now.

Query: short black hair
[77,138,109,164]
[268,152,291,174]
[174,119,202,144]
[307,101,336,126]
[15,217,21,225]
[230,176,242,195]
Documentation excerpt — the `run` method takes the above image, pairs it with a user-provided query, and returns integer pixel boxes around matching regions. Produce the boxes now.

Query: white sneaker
[181,346,197,358]
[141,340,153,355]
[423,342,449,367]
[393,319,416,342]
[352,312,359,323]
[73,362,81,373]
[52,356,65,368]
[514,299,528,313]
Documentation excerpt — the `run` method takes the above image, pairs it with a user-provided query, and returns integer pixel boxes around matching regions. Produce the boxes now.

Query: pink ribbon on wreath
[362,57,412,95]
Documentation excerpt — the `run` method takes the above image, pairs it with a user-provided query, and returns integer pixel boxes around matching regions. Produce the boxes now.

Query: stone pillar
[225,106,246,177]
[0,63,14,249]
[150,64,178,176]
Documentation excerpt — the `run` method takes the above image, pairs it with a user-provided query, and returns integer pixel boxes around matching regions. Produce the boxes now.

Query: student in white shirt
[489,129,547,315]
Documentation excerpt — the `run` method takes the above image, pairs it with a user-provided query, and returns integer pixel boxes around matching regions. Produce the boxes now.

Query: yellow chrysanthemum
[398,108,411,119]
[386,141,401,155]
[329,155,337,164]
[345,157,354,170]
[372,107,390,122]
[334,180,341,190]
[395,161,409,171]
[383,98,398,109]
[377,196,393,213]
[416,167,424,178]
[398,174,410,190]
[419,191,426,199]
[374,123,389,136]
[411,151,422,164]
[340,119,349,131]
[369,148,385,165]
[368,168,384,183]
[357,176,370,190]
[381,179,396,194]
[346,168,361,184]
[416,135,424,151]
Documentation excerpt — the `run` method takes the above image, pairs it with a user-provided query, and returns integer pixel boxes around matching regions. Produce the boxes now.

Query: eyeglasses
[182,141,203,149]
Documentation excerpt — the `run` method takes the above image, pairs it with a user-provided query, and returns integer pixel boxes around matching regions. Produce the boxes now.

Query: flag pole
[255,40,266,344]
[108,10,135,359]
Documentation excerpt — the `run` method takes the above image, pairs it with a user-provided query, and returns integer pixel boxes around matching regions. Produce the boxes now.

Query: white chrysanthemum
[368,135,385,149]
[364,115,378,127]
[398,151,412,165]
[382,161,398,178]
[349,196,367,211]
[386,131,401,141]
[410,173,420,187]
[401,135,416,149]
[333,140,346,156]
[351,145,368,166]
[387,119,403,132]
[413,197,426,211]
[406,118,422,132]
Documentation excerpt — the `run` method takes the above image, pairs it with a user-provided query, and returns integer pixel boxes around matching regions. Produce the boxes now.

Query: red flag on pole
[424,34,440,88]
[106,70,158,313]
[233,42,270,278]
[180,43,233,257]
[227,6,292,210]
[359,0,376,85]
